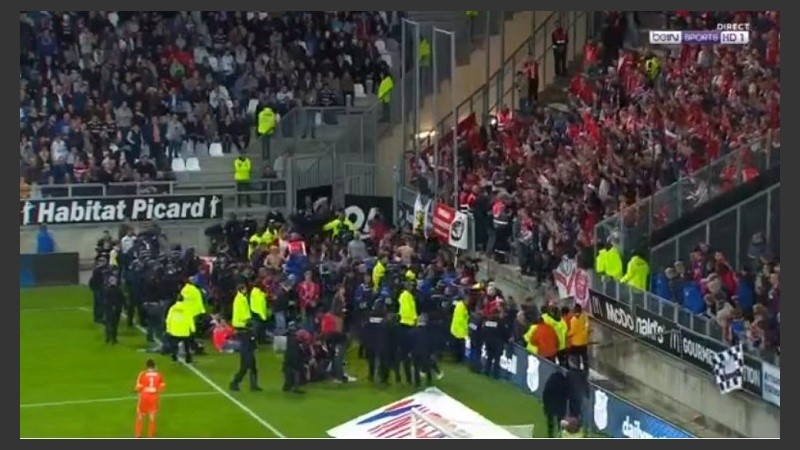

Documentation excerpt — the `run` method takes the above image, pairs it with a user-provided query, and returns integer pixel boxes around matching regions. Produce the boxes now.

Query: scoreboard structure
[649,23,751,45]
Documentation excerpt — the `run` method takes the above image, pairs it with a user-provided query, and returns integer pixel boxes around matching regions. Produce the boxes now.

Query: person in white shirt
[120,229,137,255]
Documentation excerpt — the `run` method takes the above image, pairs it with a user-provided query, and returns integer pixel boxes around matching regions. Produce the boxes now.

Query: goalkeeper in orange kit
[133,359,166,438]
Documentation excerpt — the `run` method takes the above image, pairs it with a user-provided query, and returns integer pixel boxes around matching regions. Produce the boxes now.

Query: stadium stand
[20,11,399,198]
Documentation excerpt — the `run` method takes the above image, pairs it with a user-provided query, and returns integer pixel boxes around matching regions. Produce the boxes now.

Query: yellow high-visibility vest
[378,76,394,104]
[257,108,276,135]
[234,157,251,182]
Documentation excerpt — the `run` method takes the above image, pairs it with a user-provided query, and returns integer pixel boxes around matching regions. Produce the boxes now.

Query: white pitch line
[21,391,218,409]
[20,306,91,313]
[131,323,287,438]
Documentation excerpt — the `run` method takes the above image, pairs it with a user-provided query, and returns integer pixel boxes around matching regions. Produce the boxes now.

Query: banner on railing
[761,362,780,407]
[448,210,469,250]
[553,257,590,310]
[344,195,394,236]
[589,289,764,398]
[20,194,223,226]
[432,202,456,243]
[464,338,694,438]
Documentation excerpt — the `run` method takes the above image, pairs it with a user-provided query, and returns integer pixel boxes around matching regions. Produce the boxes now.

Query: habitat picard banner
[20,195,224,226]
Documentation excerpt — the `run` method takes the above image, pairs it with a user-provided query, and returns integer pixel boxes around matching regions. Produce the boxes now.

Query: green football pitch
[21,285,561,438]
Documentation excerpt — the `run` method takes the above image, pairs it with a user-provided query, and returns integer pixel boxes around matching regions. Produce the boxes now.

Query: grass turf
[21,285,557,438]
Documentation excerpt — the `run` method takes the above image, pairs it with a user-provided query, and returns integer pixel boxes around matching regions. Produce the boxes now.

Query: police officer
[89,256,110,324]
[165,296,195,363]
[229,328,262,392]
[282,323,305,394]
[385,313,404,384]
[467,309,484,373]
[231,283,252,331]
[481,305,507,379]
[410,314,435,387]
[104,274,125,344]
[362,300,389,384]
[396,280,418,384]
[449,294,470,363]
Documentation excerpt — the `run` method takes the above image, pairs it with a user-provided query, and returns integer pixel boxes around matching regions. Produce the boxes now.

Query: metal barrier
[591,270,779,370]
[398,11,596,191]
[266,104,381,205]
[22,180,174,199]
[650,183,780,275]
[595,131,780,259]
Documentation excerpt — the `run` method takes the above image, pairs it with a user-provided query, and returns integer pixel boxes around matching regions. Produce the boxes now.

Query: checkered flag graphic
[713,343,744,394]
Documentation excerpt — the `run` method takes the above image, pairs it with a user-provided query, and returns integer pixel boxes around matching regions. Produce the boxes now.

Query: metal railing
[399,11,597,190]
[591,271,780,367]
[650,183,780,274]
[595,134,780,259]
[21,180,175,200]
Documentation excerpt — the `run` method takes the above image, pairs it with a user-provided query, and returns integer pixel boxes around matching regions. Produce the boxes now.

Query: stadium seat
[380,53,392,67]
[171,158,186,172]
[185,157,202,172]
[343,54,353,66]
[208,142,224,157]
[354,84,367,98]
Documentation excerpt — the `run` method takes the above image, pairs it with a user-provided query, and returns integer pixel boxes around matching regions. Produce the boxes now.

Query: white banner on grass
[327,387,519,439]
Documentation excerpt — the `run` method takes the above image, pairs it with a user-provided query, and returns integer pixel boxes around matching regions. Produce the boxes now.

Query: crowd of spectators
[409,11,779,284]
[20,11,399,198]
[652,235,779,355]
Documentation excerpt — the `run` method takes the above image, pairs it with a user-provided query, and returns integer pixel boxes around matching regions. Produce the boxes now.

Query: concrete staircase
[376,11,559,197]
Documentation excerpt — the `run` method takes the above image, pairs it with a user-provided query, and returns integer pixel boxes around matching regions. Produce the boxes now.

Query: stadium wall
[20,253,79,288]
[20,221,214,265]
[591,320,780,438]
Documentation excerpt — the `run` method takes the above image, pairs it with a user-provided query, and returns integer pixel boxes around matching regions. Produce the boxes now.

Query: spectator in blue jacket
[36,225,55,254]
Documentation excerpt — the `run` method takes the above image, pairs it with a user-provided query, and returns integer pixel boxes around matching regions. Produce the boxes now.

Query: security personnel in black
[230,328,262,392]
[385,313,404,384]
[410,313,435,387]
[565,355,589,420]
[481,307,507,379]
[282,322,305,394]
[103,274,125,344]
[467,310,484,373]
[89,257,111,324]
[542,366,570,438]
[363,300,389,384]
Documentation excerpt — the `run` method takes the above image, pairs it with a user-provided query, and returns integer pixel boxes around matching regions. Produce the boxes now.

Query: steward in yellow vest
[231,284,252,330]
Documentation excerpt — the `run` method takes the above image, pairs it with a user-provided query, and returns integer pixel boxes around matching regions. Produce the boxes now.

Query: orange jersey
[135,370,165,414]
